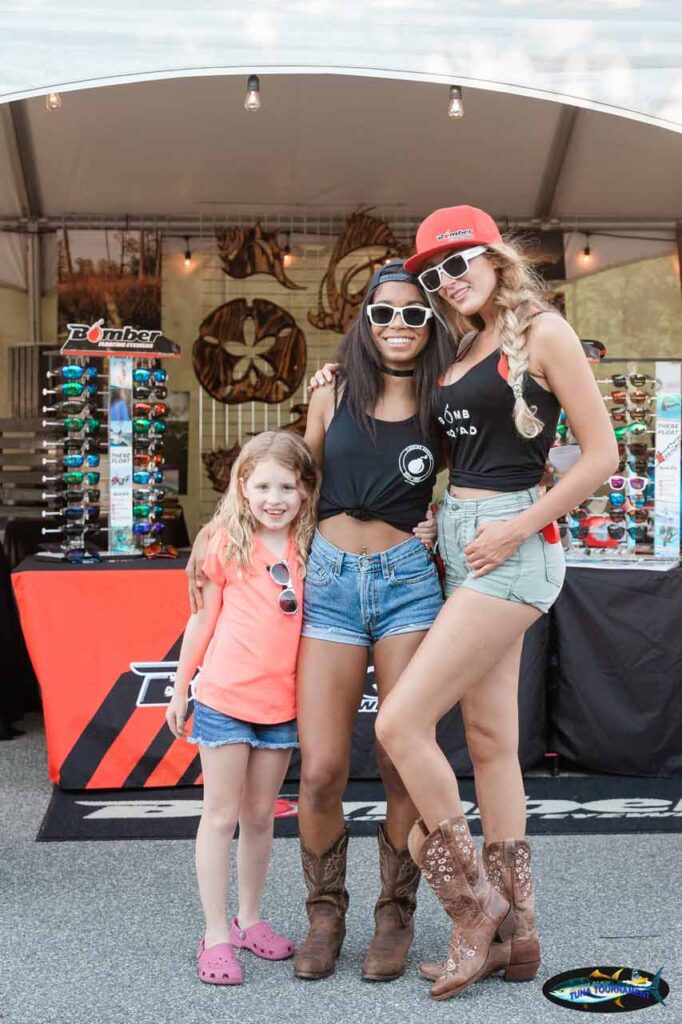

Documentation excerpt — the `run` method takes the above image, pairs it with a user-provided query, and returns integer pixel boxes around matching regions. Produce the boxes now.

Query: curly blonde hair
[428,238,556,439]
[209,431,319,578]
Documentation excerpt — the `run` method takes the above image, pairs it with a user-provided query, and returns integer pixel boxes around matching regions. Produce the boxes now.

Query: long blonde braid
[426,238,555,438]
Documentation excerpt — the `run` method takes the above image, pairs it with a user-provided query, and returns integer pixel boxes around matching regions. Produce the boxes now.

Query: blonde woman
[366,206,619,1000]
[167,432,319,986]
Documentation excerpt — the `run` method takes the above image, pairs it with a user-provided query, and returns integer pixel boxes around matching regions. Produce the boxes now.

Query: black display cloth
[550,564,682,776]
[0,540,41,734]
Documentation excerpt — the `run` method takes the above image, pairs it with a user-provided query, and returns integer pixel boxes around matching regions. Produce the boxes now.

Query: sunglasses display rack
[551,360,681,568]
[38,356,171,561]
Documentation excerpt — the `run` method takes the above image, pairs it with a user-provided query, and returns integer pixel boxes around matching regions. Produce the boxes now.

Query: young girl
[166,431,319,985]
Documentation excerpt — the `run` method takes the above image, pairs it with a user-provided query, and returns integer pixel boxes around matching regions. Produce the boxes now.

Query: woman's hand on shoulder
[307,363,340,392]
[186,522,216,613]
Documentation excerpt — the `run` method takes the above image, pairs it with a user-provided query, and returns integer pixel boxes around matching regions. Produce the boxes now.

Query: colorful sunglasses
[47,364,99,382]
[133,521,165,536]
[132,367,167,384]
[132,402,169,419]
[64,547,102,564]
[133,384,168,401]
[142,542,178,559]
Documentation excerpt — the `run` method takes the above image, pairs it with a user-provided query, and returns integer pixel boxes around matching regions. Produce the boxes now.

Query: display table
[551,563,682,776]
[12,554,550,789]
[12,556,193,789]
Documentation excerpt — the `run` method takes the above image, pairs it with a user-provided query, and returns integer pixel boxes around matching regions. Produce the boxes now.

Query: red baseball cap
[404,205,503,274]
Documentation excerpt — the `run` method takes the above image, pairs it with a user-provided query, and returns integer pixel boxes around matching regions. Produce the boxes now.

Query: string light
[283,239,293,269]
[46,92,62,112]
[244,74,261,112]
[448,85,464,119]
[580,234,593,267]
[184,237,192,269]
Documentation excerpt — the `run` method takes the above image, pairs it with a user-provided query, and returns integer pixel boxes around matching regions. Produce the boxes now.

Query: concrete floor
[0,714,679,1024]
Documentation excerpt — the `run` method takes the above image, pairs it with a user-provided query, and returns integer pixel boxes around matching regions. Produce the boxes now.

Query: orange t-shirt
[195,528,303,724]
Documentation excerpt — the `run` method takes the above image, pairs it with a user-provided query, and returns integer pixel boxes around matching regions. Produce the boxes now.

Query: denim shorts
[437,487,566,614]
[301,530,444,647]
[187,701,299,749]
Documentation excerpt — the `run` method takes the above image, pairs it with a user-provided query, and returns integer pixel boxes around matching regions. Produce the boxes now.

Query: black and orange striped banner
[12,559,202,789]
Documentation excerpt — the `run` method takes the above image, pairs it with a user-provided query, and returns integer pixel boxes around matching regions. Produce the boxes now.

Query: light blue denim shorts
[187,701,299,749]
[437,487,566,614]
[301,530,444,647]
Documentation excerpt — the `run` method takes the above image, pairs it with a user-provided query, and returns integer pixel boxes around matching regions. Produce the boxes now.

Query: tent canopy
[1,1,681,132]
[0,74,680,227]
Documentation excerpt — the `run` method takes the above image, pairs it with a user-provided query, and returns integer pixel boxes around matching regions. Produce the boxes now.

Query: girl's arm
[304,383,335,469]
[166,578,223,738]
[465,317,619,576]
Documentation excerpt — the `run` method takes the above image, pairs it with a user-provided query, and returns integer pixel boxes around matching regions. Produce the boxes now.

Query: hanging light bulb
[46,92,62,112]
[184,237,192,269]
[244,74,261,112]
[448,85,464,119]
[580,234,593,267]
[283,243,293,269]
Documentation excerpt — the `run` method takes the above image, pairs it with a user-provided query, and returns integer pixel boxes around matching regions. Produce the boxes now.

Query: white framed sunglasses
[366,303,434,328]
[417,245,488,293]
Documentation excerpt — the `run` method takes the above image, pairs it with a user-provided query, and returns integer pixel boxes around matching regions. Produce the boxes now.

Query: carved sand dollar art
[192,298,307,405]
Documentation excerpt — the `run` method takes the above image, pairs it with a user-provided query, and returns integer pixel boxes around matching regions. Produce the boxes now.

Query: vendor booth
[1,4,681,780]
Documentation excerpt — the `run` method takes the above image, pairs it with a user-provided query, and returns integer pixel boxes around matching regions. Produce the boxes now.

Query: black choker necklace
[381,365,415,378]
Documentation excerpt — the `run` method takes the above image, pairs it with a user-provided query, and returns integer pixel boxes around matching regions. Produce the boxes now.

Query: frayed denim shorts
[437,486,566,614]
[301,530,444,647]
[187,701,299,749]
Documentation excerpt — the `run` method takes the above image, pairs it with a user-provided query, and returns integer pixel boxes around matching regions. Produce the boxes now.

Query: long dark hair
[336,270,454,439]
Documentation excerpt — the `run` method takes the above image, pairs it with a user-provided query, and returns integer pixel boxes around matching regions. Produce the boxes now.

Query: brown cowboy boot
[419,837,540,983]
[482,839,540,981]
[361,822,421,981]
[294,829,349,980]
[408,816,515,1001]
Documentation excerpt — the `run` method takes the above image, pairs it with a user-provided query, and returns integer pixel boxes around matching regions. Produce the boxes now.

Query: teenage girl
[167,431,319,985]
[292,260,452,983]
[369,207,619,1000]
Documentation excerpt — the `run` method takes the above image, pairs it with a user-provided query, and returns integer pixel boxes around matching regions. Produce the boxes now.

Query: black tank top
[437,332,561,491]
[318,388,440,533]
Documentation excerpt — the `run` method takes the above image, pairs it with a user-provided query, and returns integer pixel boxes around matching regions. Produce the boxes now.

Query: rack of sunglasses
[551,361,681,566]
[39,358,170,560]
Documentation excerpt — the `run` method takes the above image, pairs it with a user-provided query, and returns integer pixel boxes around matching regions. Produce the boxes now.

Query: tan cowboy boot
[483,839,541,980]
[419,837,540,983]
[361,822,421,981]
[408,816,515,1001]
[294,829,349,980]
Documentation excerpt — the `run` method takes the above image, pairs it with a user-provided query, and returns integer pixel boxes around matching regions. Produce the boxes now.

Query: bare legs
[196,742,291,947]
[296,632,427,853]
[375,588,541,835]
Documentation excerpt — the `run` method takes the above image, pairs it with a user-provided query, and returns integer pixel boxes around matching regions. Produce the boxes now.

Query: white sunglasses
[366,303,434,329]
[417,245,488,293]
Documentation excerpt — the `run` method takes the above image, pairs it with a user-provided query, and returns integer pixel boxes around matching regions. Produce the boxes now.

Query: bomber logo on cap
[436,228,474,242]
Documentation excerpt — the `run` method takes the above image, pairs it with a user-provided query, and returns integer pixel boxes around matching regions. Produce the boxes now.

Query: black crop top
[436,339,561,491]
[318,389,440,533]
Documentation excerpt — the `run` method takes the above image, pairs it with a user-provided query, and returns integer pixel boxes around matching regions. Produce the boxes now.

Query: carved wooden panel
[216,223,303,290]
[193,298,307,405]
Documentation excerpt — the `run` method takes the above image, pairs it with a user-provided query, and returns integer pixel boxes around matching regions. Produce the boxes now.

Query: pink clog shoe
[197,938,243,985]
[230,917,295,961]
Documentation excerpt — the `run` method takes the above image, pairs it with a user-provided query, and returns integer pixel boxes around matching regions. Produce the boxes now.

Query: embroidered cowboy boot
[483,839,540,980]
[418,836,540,983]
[294,829,349,980]
[361,822,421,981]
[408,816,515,1001]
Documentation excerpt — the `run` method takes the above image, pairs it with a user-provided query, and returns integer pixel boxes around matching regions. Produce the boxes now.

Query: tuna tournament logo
[543,966,668,1012]
[398,444,434,485]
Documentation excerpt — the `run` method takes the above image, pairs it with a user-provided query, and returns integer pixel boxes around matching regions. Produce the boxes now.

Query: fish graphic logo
[543,966,668,1012]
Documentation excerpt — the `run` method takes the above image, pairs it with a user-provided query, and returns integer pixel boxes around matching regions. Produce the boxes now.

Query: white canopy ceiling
[1,1,681,131]
[0,74,680,226]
